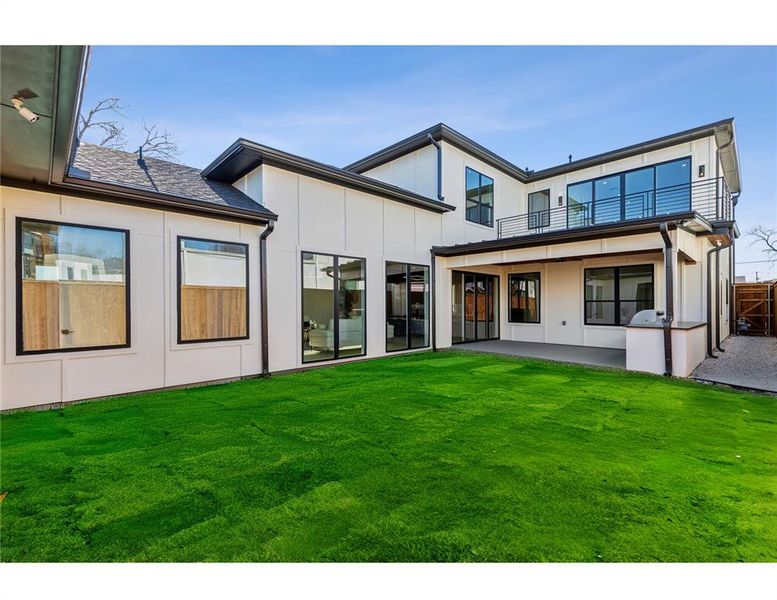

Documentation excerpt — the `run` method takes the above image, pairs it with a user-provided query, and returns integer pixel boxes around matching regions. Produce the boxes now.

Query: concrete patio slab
[692,336,777,393]
[455,340,627,369]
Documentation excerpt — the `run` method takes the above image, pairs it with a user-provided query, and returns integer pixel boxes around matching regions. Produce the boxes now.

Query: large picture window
[385,261,430,352]
[177,237,248,343]
[465,167,495,227]
[302,252,366,363]
[584,265,654,326]
[566,157,691,227]
[17,218,129,354]
[508,272,541,323]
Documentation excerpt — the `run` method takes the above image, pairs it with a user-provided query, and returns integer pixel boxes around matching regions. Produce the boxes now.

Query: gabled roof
[345,123,530,181]
[345,119,741,193]
[202,138,457,214]
[68,143,277,221]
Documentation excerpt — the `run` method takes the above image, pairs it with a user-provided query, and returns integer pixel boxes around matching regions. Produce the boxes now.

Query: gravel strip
[692,335,777,392]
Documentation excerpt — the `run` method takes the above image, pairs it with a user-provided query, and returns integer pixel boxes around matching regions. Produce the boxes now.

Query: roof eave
[528,118,736,182]
[433,213,699,257]
[344,123,530,181]
[59,175,277,223]
[203,140,456,214]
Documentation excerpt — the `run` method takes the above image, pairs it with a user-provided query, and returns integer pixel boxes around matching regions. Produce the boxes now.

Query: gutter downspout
[729,193,740,334]
[706,243,719,358]
[427,134,444,202]
[715,131,735,220]
[430,248,437,352]
[659,222,674,376]
[715,228,734,353]
[259,220,275,377]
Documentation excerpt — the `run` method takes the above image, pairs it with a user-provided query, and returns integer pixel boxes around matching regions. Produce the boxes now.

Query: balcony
[496,177,732,239]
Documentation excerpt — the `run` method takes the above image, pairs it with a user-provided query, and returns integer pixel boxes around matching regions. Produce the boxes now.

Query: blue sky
[81,46,776,279]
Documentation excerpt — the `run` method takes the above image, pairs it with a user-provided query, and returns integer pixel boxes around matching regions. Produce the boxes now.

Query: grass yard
[1,350,775,562]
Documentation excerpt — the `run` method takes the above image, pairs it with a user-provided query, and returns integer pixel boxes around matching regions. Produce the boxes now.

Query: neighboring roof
[432,213,708,257]
[202,138,457,214]
[344,119,741,193]
[68,143,277,222]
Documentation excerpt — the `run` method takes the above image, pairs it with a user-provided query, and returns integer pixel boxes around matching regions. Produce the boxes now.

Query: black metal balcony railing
[496,177,732,239]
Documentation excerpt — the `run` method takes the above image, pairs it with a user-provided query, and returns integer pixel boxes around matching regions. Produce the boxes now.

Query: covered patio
[456,339,626,369]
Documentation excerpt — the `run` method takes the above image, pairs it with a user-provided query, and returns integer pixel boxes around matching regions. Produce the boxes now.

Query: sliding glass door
[302,251,366,363]
[451,271,499,343]
[385,261,430,352]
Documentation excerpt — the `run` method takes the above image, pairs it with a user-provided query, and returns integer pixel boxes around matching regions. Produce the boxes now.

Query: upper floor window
[566,157,691,228]
[178,237,249,343]
[465,167,494,227]
[17,218,129,354]
[527,189,551,229]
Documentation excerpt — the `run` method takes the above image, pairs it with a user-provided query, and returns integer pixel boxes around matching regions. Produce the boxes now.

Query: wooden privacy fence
[735,282,776,336]
[180,285,246,341]
[22,280,127,351]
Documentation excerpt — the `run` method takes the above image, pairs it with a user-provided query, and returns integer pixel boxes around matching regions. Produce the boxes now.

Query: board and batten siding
[253,164,443,374]
[1,185,263,410]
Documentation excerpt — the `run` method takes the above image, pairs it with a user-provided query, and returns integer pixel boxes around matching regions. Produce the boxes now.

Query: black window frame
[16,216,132,356]
[301,250,367,364]
[451,270,500,344]
[384,261,430,353]
[465,166,495,227]
[508,272,541,324]
[176,235,250,345]
[565,156,692,228]
[527,189,551,230]
[584,264,655,327]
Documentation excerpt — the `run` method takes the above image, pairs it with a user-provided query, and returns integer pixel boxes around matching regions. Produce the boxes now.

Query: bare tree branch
[137,121,180,160]
[77,97,127,149]
[748,226,777,263]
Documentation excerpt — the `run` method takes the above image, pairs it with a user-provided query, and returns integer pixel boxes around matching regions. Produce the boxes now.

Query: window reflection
[19,220,128,353]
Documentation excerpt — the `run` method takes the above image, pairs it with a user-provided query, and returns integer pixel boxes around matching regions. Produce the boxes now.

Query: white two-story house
[0,46,740,410]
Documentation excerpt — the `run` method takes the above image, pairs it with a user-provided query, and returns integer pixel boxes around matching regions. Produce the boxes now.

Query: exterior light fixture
[11,96,39,123]
[698,165,705,178]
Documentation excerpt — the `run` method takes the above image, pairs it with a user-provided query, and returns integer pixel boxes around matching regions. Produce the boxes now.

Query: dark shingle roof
[70,143,276,220]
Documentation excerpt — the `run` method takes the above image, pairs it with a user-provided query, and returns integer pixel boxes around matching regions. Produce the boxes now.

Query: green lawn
[1,350,775,562]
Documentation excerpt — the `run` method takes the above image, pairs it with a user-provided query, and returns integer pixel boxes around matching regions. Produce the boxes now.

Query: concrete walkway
[692,336,777,393]
[456,340,626,369]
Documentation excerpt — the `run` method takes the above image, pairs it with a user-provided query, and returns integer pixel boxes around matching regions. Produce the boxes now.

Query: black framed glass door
[452,271,499,343]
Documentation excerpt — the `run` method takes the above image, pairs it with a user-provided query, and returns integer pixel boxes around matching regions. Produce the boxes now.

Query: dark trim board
[432,213,698,257]
[1,178,276,226]
[15,216,132,356]
[202,140,457,214]
[176,235,250,345]
[344,119,735,187]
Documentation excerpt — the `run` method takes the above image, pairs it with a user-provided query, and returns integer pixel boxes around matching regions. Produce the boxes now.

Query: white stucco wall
[1,186,263,410]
